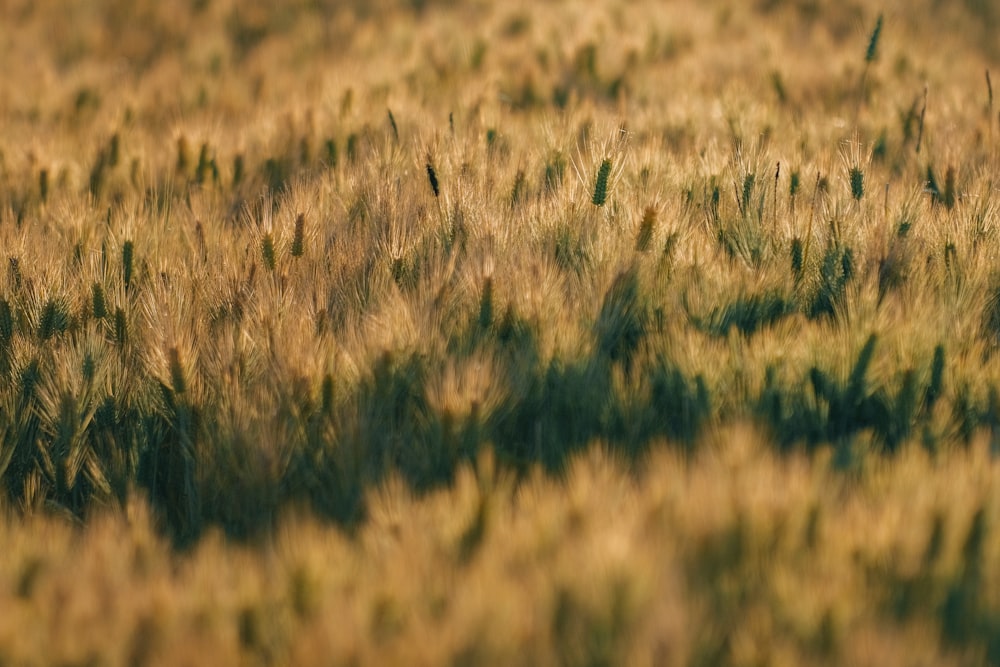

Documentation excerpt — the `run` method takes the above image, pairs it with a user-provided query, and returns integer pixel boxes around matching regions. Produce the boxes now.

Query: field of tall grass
[1,0,999,663]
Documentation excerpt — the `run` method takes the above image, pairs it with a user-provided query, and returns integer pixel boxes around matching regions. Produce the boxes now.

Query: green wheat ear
[849,166,864,201]
[114,308,127,346]
[122,241,134,289]
[592,158,611,206]
[291,213,305,257]
[0,298,12,348]
[91,283,107,320]
[387,109,399,143]
[865,14,883,63]
[261,233,277,270]
[426,157,440,198]
[37,298,66,341]
[790,237,804,281]
[789,170,801,197]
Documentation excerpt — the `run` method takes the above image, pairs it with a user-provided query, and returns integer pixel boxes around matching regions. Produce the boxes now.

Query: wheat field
[1,0,999,664]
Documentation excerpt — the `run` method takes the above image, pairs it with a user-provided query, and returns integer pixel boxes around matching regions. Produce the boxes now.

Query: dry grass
[1,0,1000,663]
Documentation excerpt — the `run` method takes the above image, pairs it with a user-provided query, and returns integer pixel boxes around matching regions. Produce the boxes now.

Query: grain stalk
[573,127,628,211]
[773,162,780,229]
[426,156,440,198]
[387,109,399,144]
[985,69,995,144]
[856,13,883,121]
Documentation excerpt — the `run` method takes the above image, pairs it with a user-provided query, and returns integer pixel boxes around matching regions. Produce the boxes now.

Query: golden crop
[1,0,999,664]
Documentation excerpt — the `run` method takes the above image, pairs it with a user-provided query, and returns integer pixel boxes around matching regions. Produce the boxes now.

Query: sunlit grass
[1,0,1000,663]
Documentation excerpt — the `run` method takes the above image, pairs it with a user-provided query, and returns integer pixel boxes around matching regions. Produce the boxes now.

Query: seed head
[592,158,612,206]
[865,14,883,64]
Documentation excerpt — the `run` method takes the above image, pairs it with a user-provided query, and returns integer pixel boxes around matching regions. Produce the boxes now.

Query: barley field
[1,0,1000,664]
